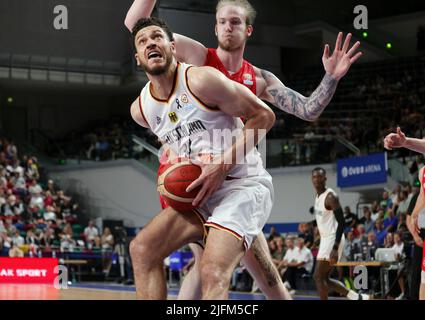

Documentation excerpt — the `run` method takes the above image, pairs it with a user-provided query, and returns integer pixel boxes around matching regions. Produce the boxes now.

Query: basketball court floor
[0,283,345,300]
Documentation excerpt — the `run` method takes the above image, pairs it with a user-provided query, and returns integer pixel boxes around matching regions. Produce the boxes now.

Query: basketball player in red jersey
[384,127,425,299]
[125,0,362,300]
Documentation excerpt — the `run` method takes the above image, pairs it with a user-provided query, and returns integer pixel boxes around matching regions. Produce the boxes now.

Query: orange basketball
[157,158,202,211]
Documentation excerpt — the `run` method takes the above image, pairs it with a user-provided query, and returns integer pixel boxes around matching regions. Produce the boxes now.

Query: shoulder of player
[325,191,339,207]
[254,66,279,83]
[254,66,282,97]
[186,66,229,91]
[130,96,149,128]
[253,66,267,86]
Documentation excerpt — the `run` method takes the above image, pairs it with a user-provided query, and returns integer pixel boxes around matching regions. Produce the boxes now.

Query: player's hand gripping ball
[157,157,202,211]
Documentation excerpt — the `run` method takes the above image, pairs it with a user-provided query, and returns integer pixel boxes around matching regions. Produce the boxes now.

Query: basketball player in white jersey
[125,0,361,300]
[311,167,370,300]
[129,17,275,299]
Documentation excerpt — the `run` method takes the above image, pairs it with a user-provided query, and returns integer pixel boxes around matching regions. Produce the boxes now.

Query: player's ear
[170,40,176,55]
[246,25,253,37]
[215,24,218,37]
[134,53,141,66]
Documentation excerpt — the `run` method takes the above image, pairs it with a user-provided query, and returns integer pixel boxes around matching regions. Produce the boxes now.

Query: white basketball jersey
[314,188,338,238]
[139,62,264,178]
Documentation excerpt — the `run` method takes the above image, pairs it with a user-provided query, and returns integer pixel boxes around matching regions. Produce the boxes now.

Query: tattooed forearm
[262,70,338,121]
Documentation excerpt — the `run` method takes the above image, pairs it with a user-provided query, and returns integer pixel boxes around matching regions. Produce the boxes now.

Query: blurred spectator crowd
[0,136,114,273]
[52,117,156,162]
[270,55,425,166]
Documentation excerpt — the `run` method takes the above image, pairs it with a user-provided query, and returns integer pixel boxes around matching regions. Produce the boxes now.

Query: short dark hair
[132,17,174,42]
[312,167,326,175]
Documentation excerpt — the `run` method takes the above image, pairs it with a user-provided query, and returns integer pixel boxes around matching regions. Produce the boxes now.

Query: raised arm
[124,0,207,66]
[384,127,425,154]
[259,69,338,121]
[258,32,362,121]
[124,0,156,31]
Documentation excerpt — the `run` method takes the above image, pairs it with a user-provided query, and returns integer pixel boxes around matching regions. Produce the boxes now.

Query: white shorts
[317,234,345,261]
[194,169,273,250]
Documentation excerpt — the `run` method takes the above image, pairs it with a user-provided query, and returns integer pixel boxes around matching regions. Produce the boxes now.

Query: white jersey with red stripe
[138,62,264,178]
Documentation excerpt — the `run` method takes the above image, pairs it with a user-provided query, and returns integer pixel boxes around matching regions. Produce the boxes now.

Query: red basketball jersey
[204,48,257,94]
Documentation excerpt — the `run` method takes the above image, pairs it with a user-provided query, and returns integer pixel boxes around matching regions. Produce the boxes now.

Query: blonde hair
[216,0,257,26]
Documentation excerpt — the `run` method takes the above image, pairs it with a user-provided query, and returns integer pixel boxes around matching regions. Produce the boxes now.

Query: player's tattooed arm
[260,69,338,121]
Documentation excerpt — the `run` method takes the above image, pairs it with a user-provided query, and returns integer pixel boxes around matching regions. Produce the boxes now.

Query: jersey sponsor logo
[156,116,162,125]
[176,93,195,113]
[168,112,179,124]
[243,73,254,86]
[161,120,207,144]
[180,93,189,104]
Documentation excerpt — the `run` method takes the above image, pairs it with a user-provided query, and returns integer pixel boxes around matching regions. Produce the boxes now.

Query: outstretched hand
[323,32,362,81]
[384,127,406,150]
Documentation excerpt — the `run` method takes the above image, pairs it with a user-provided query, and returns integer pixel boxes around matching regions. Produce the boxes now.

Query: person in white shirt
[12,170,27,193]
[392,232,406,299]
[392,232,405,257]
[281,238,313,294]
[11,230,24,247]
[396,191,410,216]
[29,192,44,210]
[281,238,298,269]
[84,220,100,247]
[280,238,307,292]
[371,210,381,222]
[390,185,401,206]
[28,179,43,196]
[101,227,115,274]
[101,227,114,250]
[1,195,24,216]
[43,206,57,223]
[295,238,314,274]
